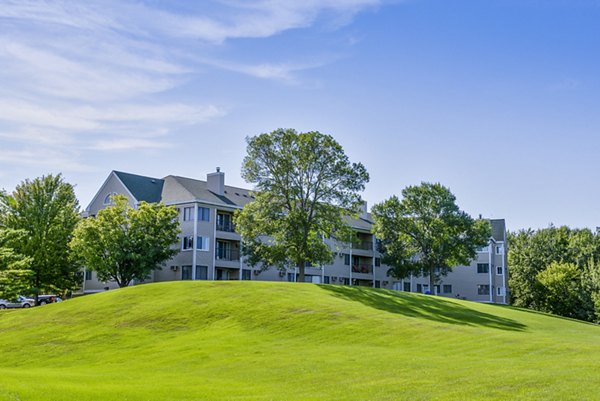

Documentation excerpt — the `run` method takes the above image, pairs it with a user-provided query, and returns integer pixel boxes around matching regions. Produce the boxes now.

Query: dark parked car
[37,295,61,305]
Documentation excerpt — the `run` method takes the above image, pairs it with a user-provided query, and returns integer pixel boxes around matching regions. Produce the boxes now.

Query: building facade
[83,169,508,303]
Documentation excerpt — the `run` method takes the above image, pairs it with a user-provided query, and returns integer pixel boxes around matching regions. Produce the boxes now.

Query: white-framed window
[197,236,210,251]
[183,207,194,221]
[496,245,504,255]
[182,236,194,250]
[195,265,208,280]
[477,284,490,295]
[181,265,192,280]
[497,287,505,296]
[103,193,117,205]
[443,284,452,294]
[496,266,503,275]
[198,207,210,221]
[477,263,489,273]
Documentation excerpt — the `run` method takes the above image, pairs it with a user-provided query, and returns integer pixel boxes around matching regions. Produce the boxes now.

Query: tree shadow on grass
[320,285,526,332]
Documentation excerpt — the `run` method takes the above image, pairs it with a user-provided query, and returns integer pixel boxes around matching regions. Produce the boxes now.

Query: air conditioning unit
[170,266,178,271]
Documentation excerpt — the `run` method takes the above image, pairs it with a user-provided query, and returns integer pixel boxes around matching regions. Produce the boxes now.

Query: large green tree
[71,195,180,287]
[0,228,33,300]
[372,183,491,292]
[0,175,81,302]
[234,128,369,282]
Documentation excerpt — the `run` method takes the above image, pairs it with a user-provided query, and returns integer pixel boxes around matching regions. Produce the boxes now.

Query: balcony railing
[352,264,373,274]
[216,221,235,232]
[352,241,373,251]
[216,249,240,261]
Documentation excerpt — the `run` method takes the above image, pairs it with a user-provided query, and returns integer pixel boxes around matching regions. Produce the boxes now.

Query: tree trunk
[297,260,305,283]
[429,266,435,295]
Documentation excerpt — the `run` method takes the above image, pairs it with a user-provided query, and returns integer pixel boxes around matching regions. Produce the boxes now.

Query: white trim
[488,239,493,303]
[112,172,140,207]
[212,208,217,280]
[372,233,376,288]
[192,204,198,279]
[164,199,243,210]
[85,171,139,213]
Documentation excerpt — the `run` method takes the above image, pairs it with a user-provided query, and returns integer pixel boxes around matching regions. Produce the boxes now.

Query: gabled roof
[113,171,164,203]
[163,175,256,208]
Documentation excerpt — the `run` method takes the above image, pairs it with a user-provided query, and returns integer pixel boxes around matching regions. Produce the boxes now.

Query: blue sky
[1,0,599,231]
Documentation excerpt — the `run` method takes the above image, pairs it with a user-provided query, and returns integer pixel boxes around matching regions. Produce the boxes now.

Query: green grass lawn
[0,281,599,400]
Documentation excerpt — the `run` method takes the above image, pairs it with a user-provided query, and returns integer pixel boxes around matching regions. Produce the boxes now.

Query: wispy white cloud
[0,0,383,171]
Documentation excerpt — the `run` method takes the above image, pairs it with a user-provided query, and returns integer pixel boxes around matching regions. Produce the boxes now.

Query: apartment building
[83,169,508,303]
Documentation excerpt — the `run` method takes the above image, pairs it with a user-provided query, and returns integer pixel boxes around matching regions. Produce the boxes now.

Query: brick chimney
[207,167,225,195]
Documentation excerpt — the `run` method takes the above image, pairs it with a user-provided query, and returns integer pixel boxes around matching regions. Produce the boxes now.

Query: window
[496,245,504,255]
[85,270,92,280]
[497,287,505,296]
[342,277,350,285]
[182,236,194,250]
[287,273,296,282]
[195,265,208,280]
[403,282,411,292]
[324,276,330,284]
[477,246,489,253]
[375,280,381,288]
[217,213,234,231]
[375,258,381,267]
[181,265,192,280]
[197,237,210,251]
[477,263,489,274]
[344,254,350,266]
[103,193,117,205]
[242,269,251,280]
[443,284,452,294]
[477,284,490,295]
[416,283,422,293]
[198,207,210,221]
[496,266,503,275]
[183,207,194,221]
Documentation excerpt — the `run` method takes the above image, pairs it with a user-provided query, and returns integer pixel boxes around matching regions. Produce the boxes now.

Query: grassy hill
[0,281,599,400]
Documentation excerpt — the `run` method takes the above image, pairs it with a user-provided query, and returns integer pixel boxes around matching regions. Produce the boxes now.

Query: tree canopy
[0,174,81,300]
[71,195,180,287]
[372,182,491,291]
[234,128,369,282]
[508,226,600,322]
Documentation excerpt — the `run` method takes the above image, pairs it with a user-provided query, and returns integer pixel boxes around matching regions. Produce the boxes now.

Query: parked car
[0,296,35,309]
[37,295,61,306]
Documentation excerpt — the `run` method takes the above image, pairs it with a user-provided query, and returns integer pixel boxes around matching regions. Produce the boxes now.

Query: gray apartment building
[83,169,509,304]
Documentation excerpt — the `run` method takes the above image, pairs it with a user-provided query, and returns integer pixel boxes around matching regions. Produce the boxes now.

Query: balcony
[352,241,373,251]
[352,264,373,274]
[216,248,240,262]
[216,221,235,232]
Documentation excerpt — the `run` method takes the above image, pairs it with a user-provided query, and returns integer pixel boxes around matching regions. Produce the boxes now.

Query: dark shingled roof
[490,219,506,242]
[114,171,164,203]
[164,176,256,208]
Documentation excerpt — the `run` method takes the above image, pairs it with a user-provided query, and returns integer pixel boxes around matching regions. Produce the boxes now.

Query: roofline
[86,171,139,212]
